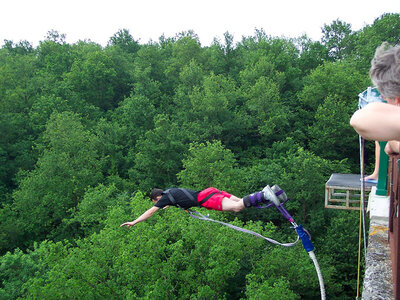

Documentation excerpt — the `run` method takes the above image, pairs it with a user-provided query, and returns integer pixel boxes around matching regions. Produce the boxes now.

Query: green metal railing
[376,141,389,196]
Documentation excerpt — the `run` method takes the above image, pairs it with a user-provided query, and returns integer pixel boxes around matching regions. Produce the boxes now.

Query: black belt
[198,190,221,205]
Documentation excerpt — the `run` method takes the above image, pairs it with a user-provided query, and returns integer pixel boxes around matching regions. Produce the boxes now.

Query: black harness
[163,188,220,209]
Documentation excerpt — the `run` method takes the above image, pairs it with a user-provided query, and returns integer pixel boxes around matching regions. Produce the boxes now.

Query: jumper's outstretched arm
[120,206,160,227]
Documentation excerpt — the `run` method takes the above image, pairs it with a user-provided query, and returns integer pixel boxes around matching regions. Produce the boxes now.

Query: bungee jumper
[120,185,275,227]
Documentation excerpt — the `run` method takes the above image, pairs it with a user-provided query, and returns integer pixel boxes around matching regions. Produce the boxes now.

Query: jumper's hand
[120,221,135,227]
[163,205,170,210]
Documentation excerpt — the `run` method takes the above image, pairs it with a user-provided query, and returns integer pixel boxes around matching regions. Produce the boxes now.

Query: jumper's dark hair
[150,188,163,201]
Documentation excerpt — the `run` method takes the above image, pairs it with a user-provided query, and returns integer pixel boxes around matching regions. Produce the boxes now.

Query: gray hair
[370,42,400,100]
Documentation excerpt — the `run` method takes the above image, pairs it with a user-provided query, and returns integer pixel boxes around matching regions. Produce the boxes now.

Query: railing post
[376,141,389,196]
[388,155,400,300]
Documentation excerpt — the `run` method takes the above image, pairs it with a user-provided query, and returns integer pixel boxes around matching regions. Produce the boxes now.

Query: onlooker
[350,42,400,156]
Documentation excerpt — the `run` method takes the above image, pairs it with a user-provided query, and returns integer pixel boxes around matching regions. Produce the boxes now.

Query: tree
[295,35,327,75]
[179,73,245,150]
[115,95,156,135]
[131,44,164,105]
[163,31,205,94]
[321,19,354,60]
[28,95,70,135]
[0,204,24,254]
[298,60,368,111]
[108,29,140,54]
[1,240,70,299]
[36,30,73,80]
[204,31,240,78]
[93,118,129,178]
[319,210,364,298]
[2,40,34,56]
[353,13,400,72]
[245,275,297,300]
[295,60,369,144]
[65,50,118,110]
[0,248,40,299]
[130,115,187,191]
[177,59,205,93]
[0,49,38,199]
[105,94,157,178]
[12,112,103,246]
[70,184,119,235]
[103,45,135,103]
[242,76,290,147]
[177,140,244,194]
[307,96,360,165]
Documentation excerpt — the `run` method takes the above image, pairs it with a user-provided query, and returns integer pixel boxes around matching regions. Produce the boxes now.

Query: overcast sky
[1,0,399,47]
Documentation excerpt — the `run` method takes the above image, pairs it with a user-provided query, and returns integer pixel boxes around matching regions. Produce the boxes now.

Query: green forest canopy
[0,13,399,299]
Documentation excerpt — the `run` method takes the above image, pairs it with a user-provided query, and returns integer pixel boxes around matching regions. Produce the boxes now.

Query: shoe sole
[262,185,281,206]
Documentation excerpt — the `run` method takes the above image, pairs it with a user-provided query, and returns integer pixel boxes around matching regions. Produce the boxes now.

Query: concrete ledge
[367,187,390,220]
[362,187,393,300]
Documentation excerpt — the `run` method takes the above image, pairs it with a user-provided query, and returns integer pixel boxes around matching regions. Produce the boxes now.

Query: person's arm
[350,102,400,141]
[385,140,400,155]
[120,206,160,227]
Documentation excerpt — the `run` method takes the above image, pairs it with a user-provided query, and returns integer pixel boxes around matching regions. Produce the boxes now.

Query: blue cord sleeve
[296,224,315,252]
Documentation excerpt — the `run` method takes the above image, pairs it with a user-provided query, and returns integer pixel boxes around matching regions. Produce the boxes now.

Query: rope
[187,210,300,247]
[361,139,367,256]
[309,250,326,300]
[356,136,368,299]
